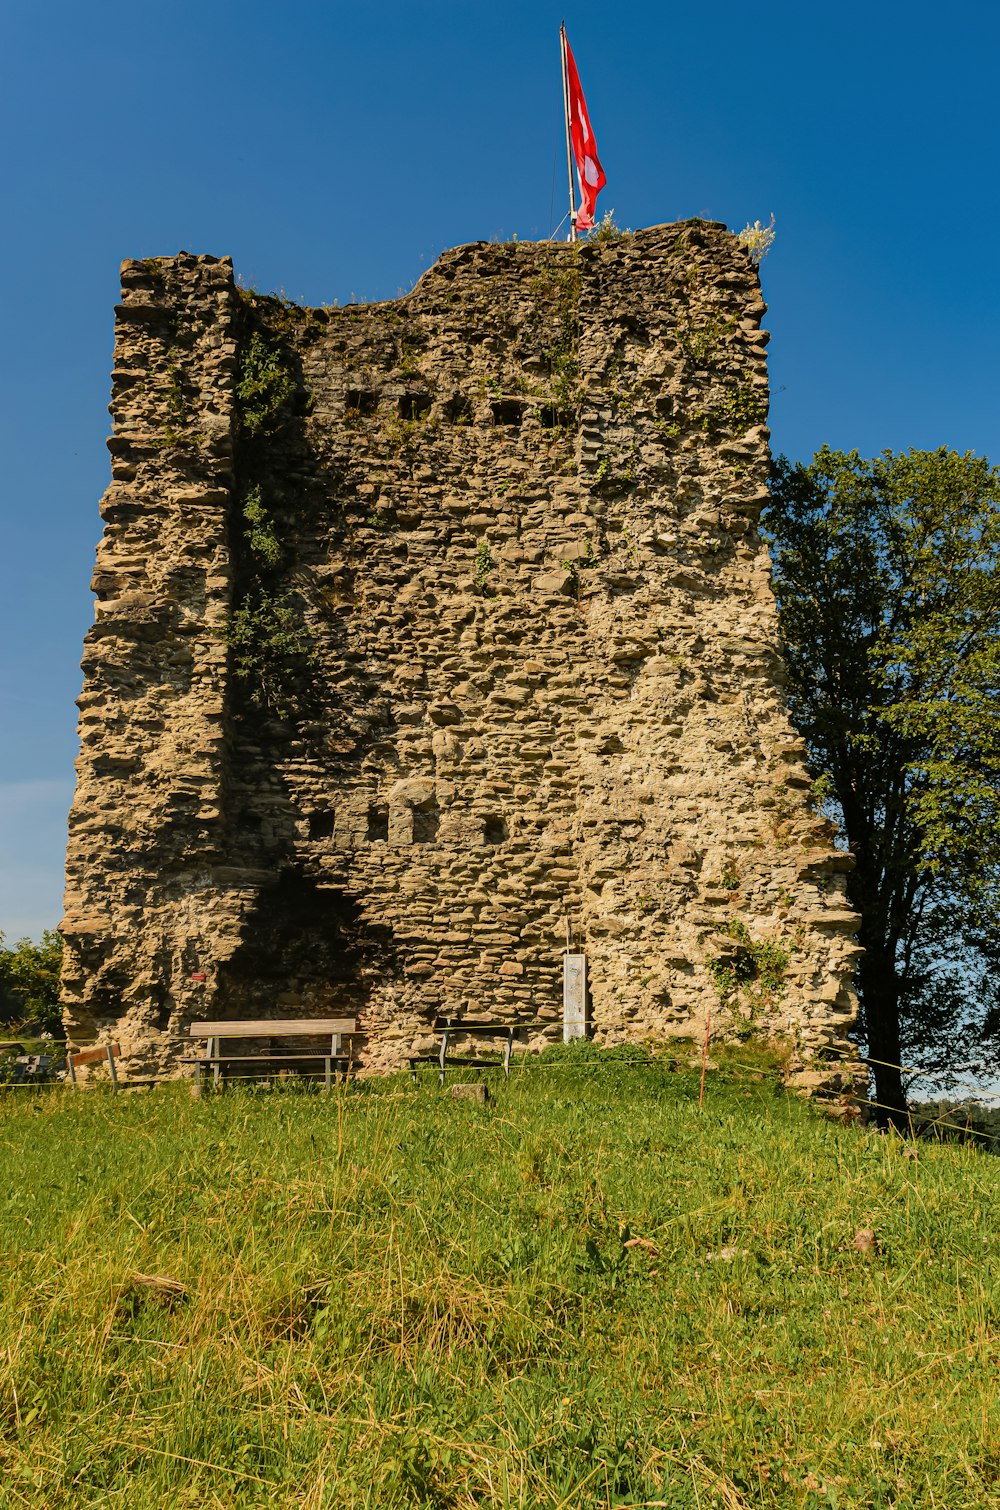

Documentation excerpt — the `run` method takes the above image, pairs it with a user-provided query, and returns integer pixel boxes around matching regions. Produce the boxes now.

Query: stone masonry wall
[61,225,862,1095]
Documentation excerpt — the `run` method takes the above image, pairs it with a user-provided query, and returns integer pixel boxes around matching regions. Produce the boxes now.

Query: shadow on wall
[213,870,399,1025]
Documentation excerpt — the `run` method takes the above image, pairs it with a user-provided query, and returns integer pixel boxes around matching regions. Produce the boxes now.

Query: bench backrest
[70,1042,122,1068]
[189,1019,356,1039]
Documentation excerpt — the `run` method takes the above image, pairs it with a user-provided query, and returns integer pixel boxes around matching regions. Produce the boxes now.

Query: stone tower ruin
[60,222,861,1090]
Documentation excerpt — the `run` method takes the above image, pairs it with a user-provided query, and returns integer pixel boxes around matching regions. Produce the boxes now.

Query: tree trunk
[856,944,909,1129]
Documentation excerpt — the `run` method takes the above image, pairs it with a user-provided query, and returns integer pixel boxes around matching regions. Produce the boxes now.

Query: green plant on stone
[396,343,424,380]
[151,426,190,452]
[227,589,314,719]
[677,316,731,368]
[164,361,186,426]
[530,254,583,418]
[560,558,580,596]
[365,507,395,533]
[593,451,637,494]
[380,412,431,455]
[737,214,777,265]
[241,485,281,568]
[618,524,639,564]
[236,329,297,438]
[709,918,792,1017]
[474,537,494,594]
[718,387,768,435]
[588,209,632,244]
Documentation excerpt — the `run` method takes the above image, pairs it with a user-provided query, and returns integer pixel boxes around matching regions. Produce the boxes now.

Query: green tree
[765,447,1000,1126]
[0,930,63,1034]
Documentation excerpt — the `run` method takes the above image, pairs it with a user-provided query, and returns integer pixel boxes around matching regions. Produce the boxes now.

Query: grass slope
[0,1047,997,1508]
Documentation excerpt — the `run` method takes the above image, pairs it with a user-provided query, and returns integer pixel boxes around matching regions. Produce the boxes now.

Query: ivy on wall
[227,313,314,718]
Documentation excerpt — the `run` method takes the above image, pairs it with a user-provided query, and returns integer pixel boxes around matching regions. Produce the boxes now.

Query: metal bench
[409,1018,544,1086]
[182,1018,357,1095]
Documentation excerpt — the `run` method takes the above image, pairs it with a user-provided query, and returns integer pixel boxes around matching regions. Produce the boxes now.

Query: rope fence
[2,1036,998,1148]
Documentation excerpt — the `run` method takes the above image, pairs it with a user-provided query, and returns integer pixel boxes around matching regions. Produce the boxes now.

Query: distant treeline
[910,1100,1000,1153]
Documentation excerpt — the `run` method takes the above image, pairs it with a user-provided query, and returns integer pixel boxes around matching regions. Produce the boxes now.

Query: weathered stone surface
[450,1083,489,1104]
[61,227,862,1096]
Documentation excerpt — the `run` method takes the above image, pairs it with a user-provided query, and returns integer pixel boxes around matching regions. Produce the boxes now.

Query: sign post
[563,952,587,1042]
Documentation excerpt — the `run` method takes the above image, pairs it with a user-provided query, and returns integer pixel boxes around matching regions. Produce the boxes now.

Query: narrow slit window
[345,389,379,416]
[491,399,524,427]
[398,393,432,421]
[411,804,439,844]
[308,811,335,840]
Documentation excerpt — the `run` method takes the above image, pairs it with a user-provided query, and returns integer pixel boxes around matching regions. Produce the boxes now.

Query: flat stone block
[450,1082,489,1104]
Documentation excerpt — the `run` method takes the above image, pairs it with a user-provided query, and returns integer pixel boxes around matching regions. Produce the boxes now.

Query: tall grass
[0,1053,997,1507]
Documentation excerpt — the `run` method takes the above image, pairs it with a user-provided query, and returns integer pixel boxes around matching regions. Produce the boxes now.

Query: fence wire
[3,1038,998,1148]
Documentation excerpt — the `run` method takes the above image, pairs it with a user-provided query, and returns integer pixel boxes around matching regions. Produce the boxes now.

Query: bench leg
[439,1030,450,1087]
[503,1029,514,1079]
[323,1056,332,1094]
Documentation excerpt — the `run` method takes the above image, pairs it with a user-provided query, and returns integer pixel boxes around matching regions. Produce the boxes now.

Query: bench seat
[187,1018,357,1094]
[410,1019,553,1086]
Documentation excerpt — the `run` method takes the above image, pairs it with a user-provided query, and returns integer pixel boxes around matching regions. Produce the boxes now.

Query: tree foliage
[765,446,1000,1123]
[0,929,63,1033]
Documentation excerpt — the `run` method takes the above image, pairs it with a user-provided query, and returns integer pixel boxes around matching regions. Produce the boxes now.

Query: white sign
[563,953,587,1042]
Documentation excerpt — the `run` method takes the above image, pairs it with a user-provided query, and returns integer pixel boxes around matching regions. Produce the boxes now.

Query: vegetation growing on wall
[241,484,282,568]
[235,329,297,438]
[529,252,582,421]
[473,537,494,594]
[229,313,313,718]
[227,589,314,719]
[709,918,792,1021]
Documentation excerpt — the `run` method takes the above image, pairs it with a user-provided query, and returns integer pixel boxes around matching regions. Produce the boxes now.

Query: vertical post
[560,24,578,243]
[68,1052,78,1087]
[699,1010,711,1111]
[106,1043,119,1091]
[563,953,587,1042]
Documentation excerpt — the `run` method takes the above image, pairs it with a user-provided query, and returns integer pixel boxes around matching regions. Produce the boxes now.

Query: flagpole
[560,23,578,243]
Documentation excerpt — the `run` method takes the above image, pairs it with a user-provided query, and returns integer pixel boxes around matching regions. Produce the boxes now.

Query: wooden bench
[68,1041,121,1088]
[409,1018,545,1086]
[182,1018,357,1095]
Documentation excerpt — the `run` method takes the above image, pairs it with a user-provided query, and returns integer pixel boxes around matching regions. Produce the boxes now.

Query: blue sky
[2,0,999,941]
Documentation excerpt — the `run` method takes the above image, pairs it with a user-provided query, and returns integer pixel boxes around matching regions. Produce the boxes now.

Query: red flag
[563,31,606,229]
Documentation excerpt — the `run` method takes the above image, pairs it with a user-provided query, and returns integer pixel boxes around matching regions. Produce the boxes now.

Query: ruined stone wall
[61,225,862,1093]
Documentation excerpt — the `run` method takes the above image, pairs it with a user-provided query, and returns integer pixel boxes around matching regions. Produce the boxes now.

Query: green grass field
[0,1046,997,1508]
